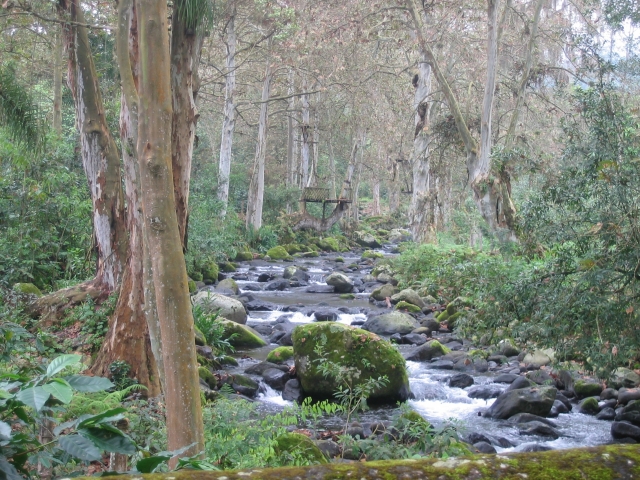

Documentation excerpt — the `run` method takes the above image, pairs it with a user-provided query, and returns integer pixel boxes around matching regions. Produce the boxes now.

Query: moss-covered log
[85,444,640,479]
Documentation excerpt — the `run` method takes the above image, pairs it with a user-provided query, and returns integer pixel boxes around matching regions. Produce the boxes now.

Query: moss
[194,325,207,346]
[217,278,239,294]
[267,246,291,260]
[218,319,267,348]
[219,355,238,366]
[317,237,340,252]
[234,251,254,261]
[274,432,328,464]
[574,380,603,399]
[188,279,197,293]
[218,261,236,273]
[362,250,384,259]
[446,311,463,329]
[12,282,42,296]
[292,322,410,402]
[190,271,203,282]
[400,410,430,429]
[201,262,219,282]
[294,251,319,258]
[266,346,294,364]
[427,339,451,356]
[335,256,345,263]
[283,243,304,254]
[131,444,640,479]
[395,301,422,313]
[469,349,488,359]
[198,367,217,389]
[339,293,355,300]
[436,310,450,322]
[579,396,600,415]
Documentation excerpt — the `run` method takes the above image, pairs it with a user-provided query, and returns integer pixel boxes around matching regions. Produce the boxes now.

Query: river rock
[401,333,428,345]
[507,413,558,427]
[354,231,382,248]
[264,279,291,291]
[292,322,411,403]
[507,376,536,391]
[262,368,290,390]
[473,442,496,454]
[618,388,640,405]
[362,312,420,335]
[282,379,303,402]
[370,284,398,301]
[388,229,412,244]
[578,396,600,415]
[266,246,291,260]
[611,421,640,441]
[325,272,354,293]
[610,368,640,390]
[216,319,266,348]
[420,318,441,333]
[495,374,520,384]
[526,370,555,386]
[192,291,247,324]
[467,385,503,399]
[520,444,553,452]
[522,349,554,367]
[449,373,474,389]
[217,278,239,295]
[404,340,451,361]
[314,309,339,322]
[574,380,603,399]
[548,399,569,417]
[430,360,454,370]
[498,339,521,357]
[390,289,425,309]
[245,361,289,375]
[231,374,259,397]
[306,285,335,293]
[484,386,557,419]
[601,388,618,400]
[597,407,616,421]
[518,421,560,439]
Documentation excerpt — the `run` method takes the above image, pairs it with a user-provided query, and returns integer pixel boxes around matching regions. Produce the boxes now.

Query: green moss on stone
[190,271,203,282]
[218,319,267,348]
[234,251,254,261]
[13,282,42,296]
[317,237,340,252]
[266,246,291,260]
[188,280,197,293]
[266,346,294,364]
[339,293,355,300]
[201,262,219,282]
[194,325,206,346]
[574,380,603,399]
[219,355,238,366]
[335,256,345,263]
[218,262,236,273]
[198,367,217,389]
[362,250,384,259]
[274,433,327,464]
[292,322,410,402]
[395,301,422,313]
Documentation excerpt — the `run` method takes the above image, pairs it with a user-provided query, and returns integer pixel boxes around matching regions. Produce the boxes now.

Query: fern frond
[0,64,46,154]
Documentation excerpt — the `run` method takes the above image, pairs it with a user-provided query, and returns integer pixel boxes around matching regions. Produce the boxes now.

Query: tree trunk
[300,75,310,188]
[171,0,205,250]
[372,177,381,216]
[59,0,127,292]
[286,69,297,213]
[137,0,204,461]
[309,93,320,187]
[408,55,435,243]
[52,27,63,135]
[246,52,272,231]
[217,1,237,219]
[91,0,162,396]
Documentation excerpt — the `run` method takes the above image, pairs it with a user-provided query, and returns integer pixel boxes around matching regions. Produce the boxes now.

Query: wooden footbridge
[300,186,352,219]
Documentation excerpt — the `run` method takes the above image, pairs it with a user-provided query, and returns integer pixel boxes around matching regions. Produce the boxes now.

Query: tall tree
[137,0,204,460]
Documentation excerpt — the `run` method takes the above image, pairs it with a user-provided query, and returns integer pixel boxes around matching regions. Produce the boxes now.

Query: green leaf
[46,354,82,378]
[77,408,127,428]
[42,380,73,404]
[79,427,136,455]
[135,455,170,473]
[15,386,49,412]
[58,434,102,461]
[0,456,22,480]
[64,375,114,392]
[0,421,11,440]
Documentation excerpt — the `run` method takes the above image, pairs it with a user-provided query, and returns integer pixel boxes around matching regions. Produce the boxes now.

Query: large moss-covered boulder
[484,386,557,419]
[292,322,411,403]
[217,318,266,348]
[361,312,420,335]
[324,272,353,293]
[192,291,247,324]
[573,380,603,399]
[354,231,382,249]
[201,262,219,283]
[274,433,327,464]
[266,246,291,260]
[13,282,42,296]
[235,251,254,262]
[388,228,412,244]
[371,284,399,301]
[217,278,239,295]
[395,301,422,313]
[391,289,425,309]
[267,346,294,364]
[316,237,340,252]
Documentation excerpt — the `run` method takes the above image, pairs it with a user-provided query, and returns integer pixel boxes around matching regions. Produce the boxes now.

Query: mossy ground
[266,346,294,363]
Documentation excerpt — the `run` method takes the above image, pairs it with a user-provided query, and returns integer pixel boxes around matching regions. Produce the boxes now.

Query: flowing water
[227,249,613,452]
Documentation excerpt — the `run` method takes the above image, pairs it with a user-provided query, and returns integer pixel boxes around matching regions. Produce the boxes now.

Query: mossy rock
[372,264,394,277]
[339,293,355,300]
[436,310,450,322]
[295,251,319,258]
[266,346,294,364]
[317,237,340,252]
[574,380,603,399]
[266,246,291,260]
[194,325,207,346]
[395,301,422,313]
[218,318,267,348]
[446,311,463,329]
[578,396,599,415]
[198,367,217,389]
[283,244,304,254]
[190,271,203,282]
[399,410,431,429]
[362,250,384,259]
[218,262,237,273]
[335,257,345,263]
[235,251,254,262]
[371,284,398,301]
[201,262,219,282]
[219,355,238,366]
[292,322,411,403]
[188,280,197,294]
[12,282,42,296]
[274,433,327,464]
[217,278,239,295]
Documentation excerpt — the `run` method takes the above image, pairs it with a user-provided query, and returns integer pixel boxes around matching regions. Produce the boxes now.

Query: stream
[221,247,613,453]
